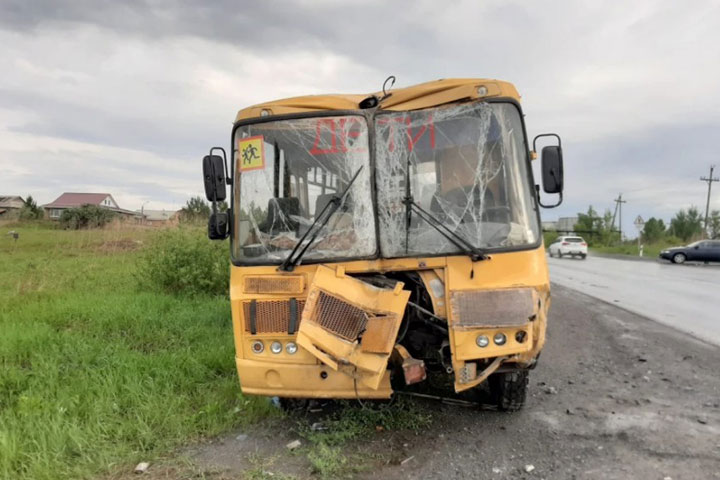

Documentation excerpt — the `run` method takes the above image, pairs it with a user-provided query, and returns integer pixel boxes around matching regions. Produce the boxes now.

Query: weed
[296,399,432,478]
[243,454,297,480]
[136,227,229,296]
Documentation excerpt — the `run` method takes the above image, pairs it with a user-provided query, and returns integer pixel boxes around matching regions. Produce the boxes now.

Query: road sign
[634,215,645,231]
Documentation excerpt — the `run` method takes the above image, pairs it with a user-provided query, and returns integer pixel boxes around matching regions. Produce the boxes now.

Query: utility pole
[700,165,719,237]
[613,194,627,241]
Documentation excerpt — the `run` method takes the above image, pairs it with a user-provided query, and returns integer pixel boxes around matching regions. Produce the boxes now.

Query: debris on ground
[524,464,535,473]
[236,434,248,441]
[134,462,150,474]
[543,386,558,394]
[401,455,415,466]
[286,440,302,450]
[310,422,327,431]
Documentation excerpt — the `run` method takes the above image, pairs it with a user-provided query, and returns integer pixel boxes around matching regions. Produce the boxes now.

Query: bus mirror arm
[532,133,564,209]
[203,147,230,240]
[535,184,563,209]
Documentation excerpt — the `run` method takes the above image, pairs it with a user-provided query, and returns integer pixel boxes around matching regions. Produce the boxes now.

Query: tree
[60,204,116,229]
[641,217,666,244]
[668,207,703,242]
[710,210,720,239]
[19,195,43,220]
[180,196,212,224]
[575,206,618,246]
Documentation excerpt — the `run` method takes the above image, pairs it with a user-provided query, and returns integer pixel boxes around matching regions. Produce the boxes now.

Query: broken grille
[311,290,369,341]
[243,299,305,333]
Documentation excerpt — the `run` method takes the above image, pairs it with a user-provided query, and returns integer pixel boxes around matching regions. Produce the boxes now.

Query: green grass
[590,243,664,259]
[0,224,273,480]
[296,400,432,479]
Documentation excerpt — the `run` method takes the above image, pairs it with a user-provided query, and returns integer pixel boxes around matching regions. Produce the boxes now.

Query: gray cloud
[1,0,719,225]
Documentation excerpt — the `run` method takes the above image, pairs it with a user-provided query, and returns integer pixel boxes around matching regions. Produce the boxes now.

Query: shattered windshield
[232,115,376,263]
[375,102,539,257]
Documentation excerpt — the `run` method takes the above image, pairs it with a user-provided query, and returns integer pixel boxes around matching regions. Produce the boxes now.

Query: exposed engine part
[439,340,453,374]
[395,391,476,407]
[393,344,427,385]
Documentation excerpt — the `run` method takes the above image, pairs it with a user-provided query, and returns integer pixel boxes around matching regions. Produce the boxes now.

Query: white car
[548,236,587,259]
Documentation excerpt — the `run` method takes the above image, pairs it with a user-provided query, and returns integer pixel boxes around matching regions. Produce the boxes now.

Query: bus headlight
[493,333,507,346]
[286,342,298,354]
[476,335,489,347]
[270,341,283,354]
[251,341,264,354]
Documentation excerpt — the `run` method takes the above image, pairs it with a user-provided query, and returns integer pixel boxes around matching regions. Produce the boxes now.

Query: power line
[700,165,719,236]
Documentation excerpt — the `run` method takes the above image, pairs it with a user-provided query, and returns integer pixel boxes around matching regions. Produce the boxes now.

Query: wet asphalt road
[547,254,720,346]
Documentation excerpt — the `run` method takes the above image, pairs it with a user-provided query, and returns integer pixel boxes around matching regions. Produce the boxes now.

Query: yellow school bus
[202,78,564,410]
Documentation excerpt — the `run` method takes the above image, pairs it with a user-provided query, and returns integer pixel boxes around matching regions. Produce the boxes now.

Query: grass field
[0,223,273,480]
[590,243,664,259]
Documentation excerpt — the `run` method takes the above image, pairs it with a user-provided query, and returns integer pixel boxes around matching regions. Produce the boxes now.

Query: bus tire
[491,370,528,412]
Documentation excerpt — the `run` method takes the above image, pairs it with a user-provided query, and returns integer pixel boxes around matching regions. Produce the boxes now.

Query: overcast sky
[2,0,719,234]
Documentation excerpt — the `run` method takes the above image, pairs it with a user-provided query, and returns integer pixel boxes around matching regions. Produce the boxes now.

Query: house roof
[235,78,521,121]
[0,196,26,209]
[43,192,114,208]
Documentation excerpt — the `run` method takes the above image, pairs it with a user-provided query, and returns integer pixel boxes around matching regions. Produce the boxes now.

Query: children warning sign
[238,136,265,172]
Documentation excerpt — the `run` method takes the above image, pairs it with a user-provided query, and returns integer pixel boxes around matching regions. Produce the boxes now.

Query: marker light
[270,341,283,354]
[286,342,298,354]
[251,341,264,354]
[493,333,507,346]
[476,335,490,347]
[477,85,488,96]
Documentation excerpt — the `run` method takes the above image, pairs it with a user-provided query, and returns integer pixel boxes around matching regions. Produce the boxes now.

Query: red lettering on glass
[310,118,338,154]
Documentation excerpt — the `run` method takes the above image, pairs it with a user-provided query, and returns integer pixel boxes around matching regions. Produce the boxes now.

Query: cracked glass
[232,115,376,263]
[375,102,539,257]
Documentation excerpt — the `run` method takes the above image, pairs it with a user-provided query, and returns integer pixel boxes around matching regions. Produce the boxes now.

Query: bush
[60,205,117,229]
[137,228,229,296]
[543,230,559,247]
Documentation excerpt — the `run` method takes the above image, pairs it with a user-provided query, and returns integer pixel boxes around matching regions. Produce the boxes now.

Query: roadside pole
[634,215,644,257]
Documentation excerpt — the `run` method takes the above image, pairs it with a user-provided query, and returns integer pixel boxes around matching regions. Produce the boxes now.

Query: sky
[1,0,719,235]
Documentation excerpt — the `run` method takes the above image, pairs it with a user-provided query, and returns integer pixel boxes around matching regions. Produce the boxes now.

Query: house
[138,209,180,226]
[0,196,26,218]
[542,217,579,233]
[42,193,138,220]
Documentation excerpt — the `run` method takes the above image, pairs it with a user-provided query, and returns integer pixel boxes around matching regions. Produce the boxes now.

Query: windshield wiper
[279,166,364,272]
[402,157,487,261]
[402,198,489,261]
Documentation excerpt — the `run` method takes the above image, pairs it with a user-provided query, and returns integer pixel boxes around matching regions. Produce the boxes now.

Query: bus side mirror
[533,133,563,208]
[203,147,230,240]
[541,146,563,194]
[208,212,229,240]
[203,154,227,202]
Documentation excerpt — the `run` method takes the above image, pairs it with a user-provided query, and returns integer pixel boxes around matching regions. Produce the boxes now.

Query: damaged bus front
[202,79,564,410]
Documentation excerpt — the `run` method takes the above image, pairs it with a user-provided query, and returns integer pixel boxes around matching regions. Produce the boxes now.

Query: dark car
[659,240,720,264]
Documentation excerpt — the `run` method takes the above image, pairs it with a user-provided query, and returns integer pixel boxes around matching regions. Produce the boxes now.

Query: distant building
[42,193,138,220]
[542,217,579,233]
[138,209,180,226]
[558,217,579,233]
[541,220,559,231]
[0,196,26,218]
